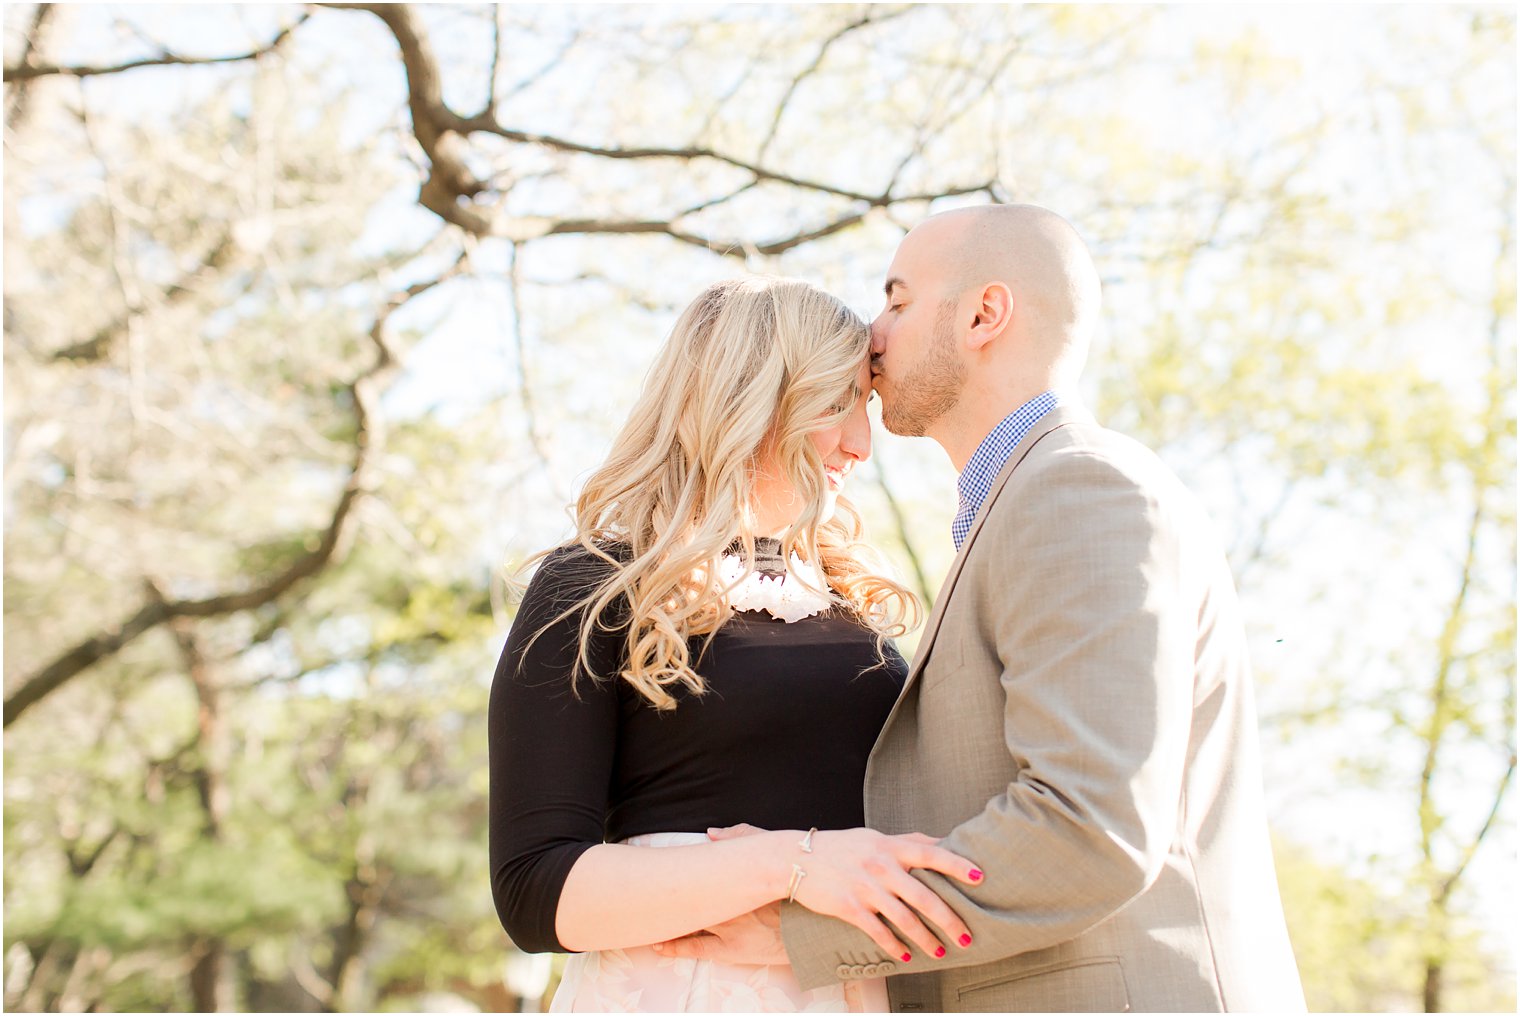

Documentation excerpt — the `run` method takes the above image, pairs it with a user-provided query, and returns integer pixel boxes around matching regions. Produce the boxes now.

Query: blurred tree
[1407,161,1515,1015]
[1274,838,1517,1013]
[3,3,1514,1012]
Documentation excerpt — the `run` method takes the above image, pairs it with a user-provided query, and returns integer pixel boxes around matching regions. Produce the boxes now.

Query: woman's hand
[711,823,980,965]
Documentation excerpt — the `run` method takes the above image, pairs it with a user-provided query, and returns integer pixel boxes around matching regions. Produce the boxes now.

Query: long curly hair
[528,275,920,710]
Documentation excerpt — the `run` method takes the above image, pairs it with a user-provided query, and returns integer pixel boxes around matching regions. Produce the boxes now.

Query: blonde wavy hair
[526,275,921,710]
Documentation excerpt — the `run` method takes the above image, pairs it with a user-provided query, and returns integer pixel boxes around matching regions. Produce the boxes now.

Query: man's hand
[652,902,787,966]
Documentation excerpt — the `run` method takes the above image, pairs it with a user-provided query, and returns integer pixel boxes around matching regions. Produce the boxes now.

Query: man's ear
[966,283,1013,352]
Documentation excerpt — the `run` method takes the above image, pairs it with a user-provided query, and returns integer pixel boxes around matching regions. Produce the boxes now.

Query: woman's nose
[842,411,872,461]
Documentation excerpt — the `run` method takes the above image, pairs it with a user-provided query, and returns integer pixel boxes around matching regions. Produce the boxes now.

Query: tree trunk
[1423,957,1443,1013]
[189,943,235,1013]
[173,620,236,1012]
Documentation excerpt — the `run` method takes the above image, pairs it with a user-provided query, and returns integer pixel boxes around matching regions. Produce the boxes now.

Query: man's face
[869,230,967,437]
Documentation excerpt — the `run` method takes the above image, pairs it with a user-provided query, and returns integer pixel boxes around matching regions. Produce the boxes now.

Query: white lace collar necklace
[718,537,835,623]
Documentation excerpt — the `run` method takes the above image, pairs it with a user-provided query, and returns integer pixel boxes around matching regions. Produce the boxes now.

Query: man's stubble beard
[879,299,966,437]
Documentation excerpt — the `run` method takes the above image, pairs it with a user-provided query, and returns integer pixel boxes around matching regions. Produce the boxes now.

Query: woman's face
[753,358,874,535]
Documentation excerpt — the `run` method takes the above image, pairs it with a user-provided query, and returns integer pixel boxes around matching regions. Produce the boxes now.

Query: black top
[488,542,908,953]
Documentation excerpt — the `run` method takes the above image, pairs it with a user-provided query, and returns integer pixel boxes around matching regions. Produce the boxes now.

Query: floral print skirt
[549,832,888,1013]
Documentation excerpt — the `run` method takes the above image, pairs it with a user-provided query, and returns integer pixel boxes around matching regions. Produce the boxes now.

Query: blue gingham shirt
[952,391,1063,549]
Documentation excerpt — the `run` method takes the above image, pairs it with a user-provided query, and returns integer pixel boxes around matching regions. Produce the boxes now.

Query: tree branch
[503,241,561,499]
[326,3,989,250]
[536,190,987,260]
[3,2,54,126]
[318,4,486,225]
[485,3,506,120]
[2,257,468,727]
[1436,755,1516,906]
[755,6,916,163]
[868,455,935,611]
[456,116,970,207]
[2,13,309,81]
[52,232,238,363]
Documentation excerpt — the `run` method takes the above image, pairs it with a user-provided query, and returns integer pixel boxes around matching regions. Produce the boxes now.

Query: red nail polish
[968,868,983,882]
[959,933,972,947]
[934,946,946,958]
[901,952,912,963]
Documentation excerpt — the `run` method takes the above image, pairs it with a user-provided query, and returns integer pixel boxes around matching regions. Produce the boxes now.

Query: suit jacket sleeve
[783,439,1199,989]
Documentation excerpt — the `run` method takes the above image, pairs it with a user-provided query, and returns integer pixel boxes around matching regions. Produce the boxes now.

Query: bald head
[871,204,1101,462]
[902,204,1101,382]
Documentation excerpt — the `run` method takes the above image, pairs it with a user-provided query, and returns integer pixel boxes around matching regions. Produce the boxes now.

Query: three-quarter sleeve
[488,546,626,953]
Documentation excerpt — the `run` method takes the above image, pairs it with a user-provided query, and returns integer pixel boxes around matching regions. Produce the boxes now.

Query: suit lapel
[895,403,1095,692]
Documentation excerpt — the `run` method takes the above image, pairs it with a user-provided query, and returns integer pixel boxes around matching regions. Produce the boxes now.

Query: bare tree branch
[1414,177,1513,1012]
[538,186,994,260]
[1436,754,1516,906]
[2,13,309,81]
[493,16,583,107]
[868,455,935,611]
[52,232,238,363]
[317,4,487,228]
[537,209,886,259]
[503,241,561,500]
[3,2,54,126]
[3,256,469,727]
[1229,472,1298,581]
[458,117,972,207]
[755,6,917,163]
[325,3,991,251]
[676,181,760,218]
[486,3,506,119]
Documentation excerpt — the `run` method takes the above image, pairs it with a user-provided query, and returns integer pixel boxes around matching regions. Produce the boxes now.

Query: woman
[489,277,977,1013]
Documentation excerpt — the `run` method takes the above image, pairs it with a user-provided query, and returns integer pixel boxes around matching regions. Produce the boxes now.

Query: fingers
[896,838,983,887]
[881,834,977,951]
[887,873,973,952]
[652,933,714,960]
[706,823,767,840]
[837,906,913,965]
[872,891,947,961]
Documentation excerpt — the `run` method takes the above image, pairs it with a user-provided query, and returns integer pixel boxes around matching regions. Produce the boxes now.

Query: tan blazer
[781,405,1306,1012]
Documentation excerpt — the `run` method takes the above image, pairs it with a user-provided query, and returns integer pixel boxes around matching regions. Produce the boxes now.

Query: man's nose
[869,316,887,356]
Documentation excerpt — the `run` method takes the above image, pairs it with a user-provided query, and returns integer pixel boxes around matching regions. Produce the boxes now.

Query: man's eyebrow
[883,277,905,298]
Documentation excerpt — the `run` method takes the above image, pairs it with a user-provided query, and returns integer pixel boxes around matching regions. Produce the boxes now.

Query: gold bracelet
[786,863,807,903]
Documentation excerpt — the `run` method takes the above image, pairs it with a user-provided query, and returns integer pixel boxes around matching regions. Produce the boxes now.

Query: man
[662,205,1305,1012]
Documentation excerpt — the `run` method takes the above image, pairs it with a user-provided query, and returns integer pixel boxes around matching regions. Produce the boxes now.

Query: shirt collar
[952,390,1063,548]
